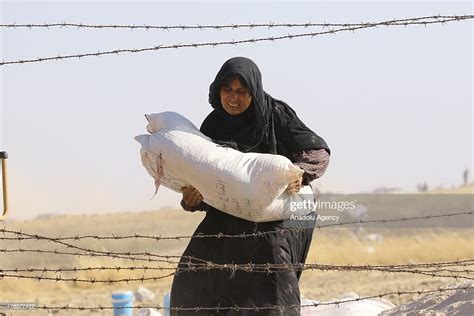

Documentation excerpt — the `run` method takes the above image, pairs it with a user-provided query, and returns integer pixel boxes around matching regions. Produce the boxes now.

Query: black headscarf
[200,57,330,159]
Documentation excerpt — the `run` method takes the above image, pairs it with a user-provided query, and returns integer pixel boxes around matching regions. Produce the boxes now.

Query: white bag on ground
[301,293,395,316]
[135,112,315,222]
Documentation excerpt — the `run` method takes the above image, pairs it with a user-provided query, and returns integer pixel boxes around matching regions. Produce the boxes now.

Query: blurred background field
[0,186,472,315]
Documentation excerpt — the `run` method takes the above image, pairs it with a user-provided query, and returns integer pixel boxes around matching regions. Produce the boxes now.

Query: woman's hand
[286,176,303,194]
[182,186,203,207]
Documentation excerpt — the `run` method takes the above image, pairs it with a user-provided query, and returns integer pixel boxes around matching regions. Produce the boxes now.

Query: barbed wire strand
[0,260,474,274]
[316,259,474,269]
[1,263,472,274]
[0,248,182,264]
[1,15,472,67]
[1,266,472,284]
[0,272,177,284]
[2,248,473,271]
[2,210,471,242]
[26,285,474,311]
[0,228,213,265]
[1,211,473,266]
[0,15,471,31]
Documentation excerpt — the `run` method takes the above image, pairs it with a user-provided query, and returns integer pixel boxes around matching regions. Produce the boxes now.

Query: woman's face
[220,78,252,115]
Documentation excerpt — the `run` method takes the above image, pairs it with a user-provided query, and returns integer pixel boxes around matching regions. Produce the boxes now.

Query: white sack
[135,111,315,222]
[301,294,395,316]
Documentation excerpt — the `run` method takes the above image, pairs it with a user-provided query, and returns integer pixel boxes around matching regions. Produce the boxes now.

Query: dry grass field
[0,186,472,315]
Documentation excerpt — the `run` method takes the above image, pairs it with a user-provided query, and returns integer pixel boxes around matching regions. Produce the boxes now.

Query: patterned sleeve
[290,149,330,185]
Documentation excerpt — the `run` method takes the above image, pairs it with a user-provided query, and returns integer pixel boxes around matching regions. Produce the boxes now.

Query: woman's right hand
[286,175,303,194]
[181,186,203,207]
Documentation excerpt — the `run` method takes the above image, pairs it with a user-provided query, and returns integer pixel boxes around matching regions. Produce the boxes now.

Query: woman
[170,57,330,316]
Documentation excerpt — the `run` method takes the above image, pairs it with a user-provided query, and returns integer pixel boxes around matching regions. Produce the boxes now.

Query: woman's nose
[229,93,238,101]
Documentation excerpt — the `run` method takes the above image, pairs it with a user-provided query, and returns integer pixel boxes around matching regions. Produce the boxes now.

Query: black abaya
[170,57,329,315]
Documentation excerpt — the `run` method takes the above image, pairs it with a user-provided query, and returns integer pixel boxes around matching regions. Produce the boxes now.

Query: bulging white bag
[135,112,315,222]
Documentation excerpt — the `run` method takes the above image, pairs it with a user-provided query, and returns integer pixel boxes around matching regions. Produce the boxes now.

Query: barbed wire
[2,210,471,242]
[0,15,470,31]
[0,248,181,264]
[1,210,472,267]
[0,228,211,265]
[415,267,474,274]
[1,214,472,309]
[0,272,177,284]
[324,259,474,269]
[2,247,472,271]
[1,266,472,284]
[0,266,174,273]
[24,285,474,311]
[2,262,472,274]
[172,258,474,272]
[1,15,471,67]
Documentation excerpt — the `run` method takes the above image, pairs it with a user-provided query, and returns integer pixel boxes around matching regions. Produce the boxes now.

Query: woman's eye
[222,87,249,96]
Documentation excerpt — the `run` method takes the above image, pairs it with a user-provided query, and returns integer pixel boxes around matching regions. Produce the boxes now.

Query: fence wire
[1,15,472,66]
[1,267,473,284]
[1,213,473,311]
[2,210,471,242]
[14,285,474,312]
[1,247,473,274]
[2,262,473,274]
[1,15,470,31]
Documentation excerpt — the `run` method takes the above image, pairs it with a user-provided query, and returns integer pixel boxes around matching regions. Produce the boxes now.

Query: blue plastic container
[163,292,171,316]
[112,290,134,316]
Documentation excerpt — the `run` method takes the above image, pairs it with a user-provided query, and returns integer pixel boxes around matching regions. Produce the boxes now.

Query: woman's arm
[291,149,330,185]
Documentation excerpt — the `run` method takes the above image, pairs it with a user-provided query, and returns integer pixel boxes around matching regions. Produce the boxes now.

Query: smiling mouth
[228,102,240,108]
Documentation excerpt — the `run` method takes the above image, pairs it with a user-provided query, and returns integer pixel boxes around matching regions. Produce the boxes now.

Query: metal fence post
[0,151,8,221]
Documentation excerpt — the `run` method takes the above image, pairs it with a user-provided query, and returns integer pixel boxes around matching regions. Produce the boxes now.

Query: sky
[0,1,472,220]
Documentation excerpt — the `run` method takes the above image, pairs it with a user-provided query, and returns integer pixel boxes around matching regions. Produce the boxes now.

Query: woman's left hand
[286,176,303,194]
